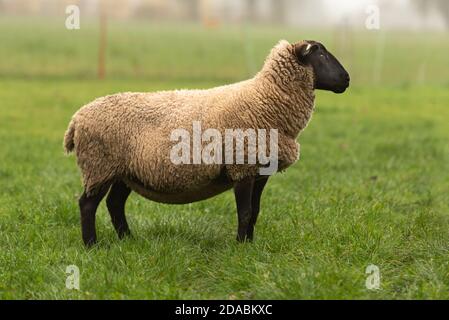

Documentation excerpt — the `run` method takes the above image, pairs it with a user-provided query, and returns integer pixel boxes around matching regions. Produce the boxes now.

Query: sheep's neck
[244,76,315,139]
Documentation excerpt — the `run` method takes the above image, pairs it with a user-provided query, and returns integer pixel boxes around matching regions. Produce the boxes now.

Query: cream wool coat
[64,40,316,203]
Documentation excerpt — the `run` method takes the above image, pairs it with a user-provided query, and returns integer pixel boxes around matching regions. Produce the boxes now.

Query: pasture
[0,18,448,299]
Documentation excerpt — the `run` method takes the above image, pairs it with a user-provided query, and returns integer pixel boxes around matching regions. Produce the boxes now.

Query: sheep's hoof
[118,230,132,240]
[236,235,252,243]
[83,237,97,248]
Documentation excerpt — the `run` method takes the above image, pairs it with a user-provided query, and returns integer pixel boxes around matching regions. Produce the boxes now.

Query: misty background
[1,0,448,29]
[0,0,448,86]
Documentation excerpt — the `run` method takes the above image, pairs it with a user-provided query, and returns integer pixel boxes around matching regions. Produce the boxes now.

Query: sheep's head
[294,40,350,94]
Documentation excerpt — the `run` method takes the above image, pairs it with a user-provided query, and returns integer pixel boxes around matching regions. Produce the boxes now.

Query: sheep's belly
[123,177,233,205]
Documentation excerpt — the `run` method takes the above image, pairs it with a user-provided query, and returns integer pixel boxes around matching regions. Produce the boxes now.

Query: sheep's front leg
[78,185,110,247]
[233,178,254,242]
[247,177,269,241]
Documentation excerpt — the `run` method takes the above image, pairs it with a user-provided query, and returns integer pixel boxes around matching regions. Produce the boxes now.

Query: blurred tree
[414,0,431,16]
[414,0,449,28]
[246,0,258,23]
[271,0,287,24]
[184,0,200,21]
[436,0,449,27]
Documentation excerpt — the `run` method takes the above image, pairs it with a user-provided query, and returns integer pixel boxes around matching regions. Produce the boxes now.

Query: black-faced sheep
[64,40,350,246]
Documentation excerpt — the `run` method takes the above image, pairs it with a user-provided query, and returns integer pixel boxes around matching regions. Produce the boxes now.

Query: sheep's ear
[294,42,318,63]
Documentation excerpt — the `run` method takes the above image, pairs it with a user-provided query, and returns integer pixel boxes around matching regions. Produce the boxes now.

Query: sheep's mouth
[333,82,350,94]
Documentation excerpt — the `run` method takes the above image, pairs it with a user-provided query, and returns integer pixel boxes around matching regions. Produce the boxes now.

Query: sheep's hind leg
[246,177,269,241]
[233,178,254,242]
[79,184,111,247]
[106,180,132,239]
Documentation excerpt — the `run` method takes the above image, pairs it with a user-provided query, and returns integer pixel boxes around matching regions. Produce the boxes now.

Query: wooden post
[373,31,386,85]
[98,2,107,80]
[200,0,216,27]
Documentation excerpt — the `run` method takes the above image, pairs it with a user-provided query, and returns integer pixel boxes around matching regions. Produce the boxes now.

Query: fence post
[98,1,107,80]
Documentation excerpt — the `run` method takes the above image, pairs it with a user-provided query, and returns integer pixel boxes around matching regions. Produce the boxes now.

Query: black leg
[247,177,269,241]
[233,178,254,242]
[106,180,132,239]
[78,185,110,247]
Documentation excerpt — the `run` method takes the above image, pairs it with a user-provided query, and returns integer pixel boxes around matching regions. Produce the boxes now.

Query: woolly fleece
[64,40,315,203]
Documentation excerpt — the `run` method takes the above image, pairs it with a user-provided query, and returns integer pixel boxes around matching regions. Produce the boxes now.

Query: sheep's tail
[64,119,76,154]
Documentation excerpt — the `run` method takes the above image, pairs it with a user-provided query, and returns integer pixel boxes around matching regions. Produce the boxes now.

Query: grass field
[0,18,449,299]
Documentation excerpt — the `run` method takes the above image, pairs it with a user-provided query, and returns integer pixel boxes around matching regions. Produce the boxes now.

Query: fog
[0,0,447,31]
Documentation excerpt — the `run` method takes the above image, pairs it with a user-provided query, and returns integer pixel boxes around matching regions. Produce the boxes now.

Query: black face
[294,40,350,93]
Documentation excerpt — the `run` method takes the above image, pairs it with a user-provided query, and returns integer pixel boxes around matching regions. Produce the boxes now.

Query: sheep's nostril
[341,74,350,86]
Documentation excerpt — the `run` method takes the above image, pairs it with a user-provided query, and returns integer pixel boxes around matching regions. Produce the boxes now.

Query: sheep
[64,40,350,246]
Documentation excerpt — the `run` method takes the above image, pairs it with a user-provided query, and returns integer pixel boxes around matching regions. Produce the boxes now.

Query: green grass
[1,17,449,85]
[0,18,449,299]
